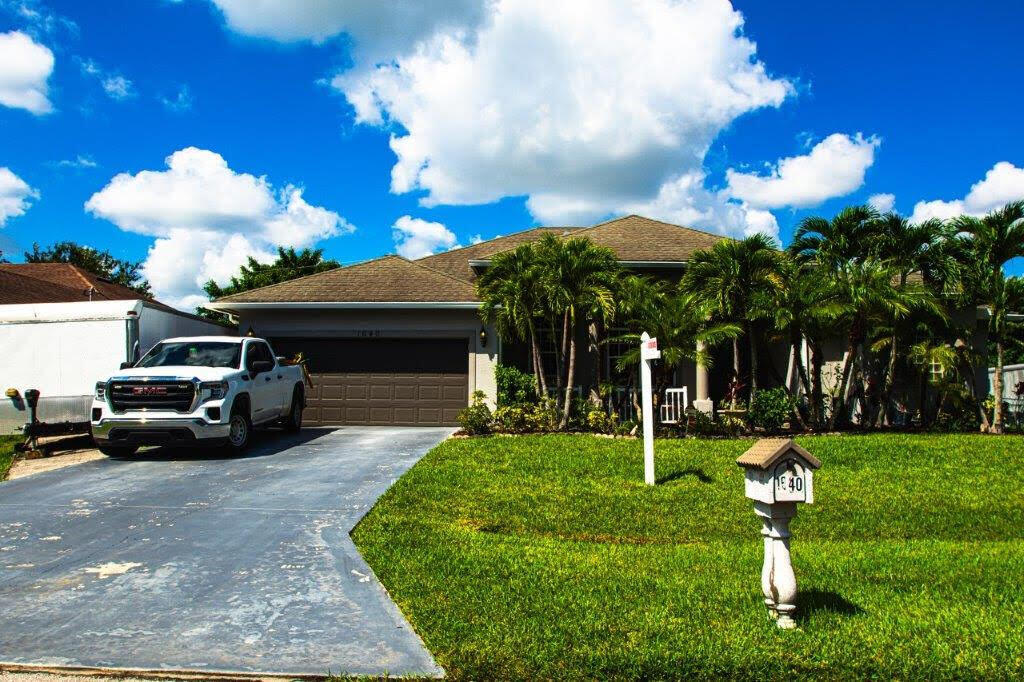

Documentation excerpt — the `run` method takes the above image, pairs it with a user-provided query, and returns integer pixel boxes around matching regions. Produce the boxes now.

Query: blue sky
[1,0,1023,308]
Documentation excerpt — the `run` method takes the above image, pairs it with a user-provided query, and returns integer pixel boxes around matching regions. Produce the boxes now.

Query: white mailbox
[736,438,821,630]
[738,439,819,505]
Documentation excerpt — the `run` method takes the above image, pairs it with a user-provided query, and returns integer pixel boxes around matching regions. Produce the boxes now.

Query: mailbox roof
[736,438,821,470]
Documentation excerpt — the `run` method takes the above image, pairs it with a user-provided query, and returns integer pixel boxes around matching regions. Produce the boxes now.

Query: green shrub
[457,391,492,435]
[492,405,530,433]
[748,387,793,432]
[525,397,560,432]
[495,364,537,406]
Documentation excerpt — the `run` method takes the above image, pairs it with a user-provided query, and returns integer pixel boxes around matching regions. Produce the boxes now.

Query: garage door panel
[270,337,469,426]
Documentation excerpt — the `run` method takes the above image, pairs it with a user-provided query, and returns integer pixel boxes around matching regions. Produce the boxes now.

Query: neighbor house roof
[212,215,730,307]
[0,263,160,306]
[215,255,478,303]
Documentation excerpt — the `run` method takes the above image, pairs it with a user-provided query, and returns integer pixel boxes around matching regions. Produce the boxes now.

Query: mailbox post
[736,438,821,629]
[639,332,660,485]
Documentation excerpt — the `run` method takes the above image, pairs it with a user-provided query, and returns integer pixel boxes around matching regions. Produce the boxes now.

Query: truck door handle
[277,374,282,379]
[265,376,272,382]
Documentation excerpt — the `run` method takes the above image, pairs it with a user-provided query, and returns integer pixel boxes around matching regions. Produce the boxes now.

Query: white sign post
[736,439,821,629]
[639,332,661,485]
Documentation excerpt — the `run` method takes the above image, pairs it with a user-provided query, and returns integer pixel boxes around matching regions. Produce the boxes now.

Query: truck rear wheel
[225,404,251,453]
[284,388,304,432]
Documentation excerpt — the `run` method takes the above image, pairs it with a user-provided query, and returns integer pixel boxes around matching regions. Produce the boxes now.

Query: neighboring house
[0,263,233,435]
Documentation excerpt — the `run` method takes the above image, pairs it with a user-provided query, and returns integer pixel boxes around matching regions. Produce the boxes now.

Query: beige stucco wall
[233,307,498,407]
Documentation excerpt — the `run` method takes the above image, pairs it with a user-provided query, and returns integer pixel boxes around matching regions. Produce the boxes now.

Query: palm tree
[952,202,1024,433]
[828,259,941,428]
[790,205,879,268]
[867,214,951,426]
[770,256,846,429]
[477,244,547,396]
[610,279,741,419]
[682,234,783,406]
[535,235,620,429]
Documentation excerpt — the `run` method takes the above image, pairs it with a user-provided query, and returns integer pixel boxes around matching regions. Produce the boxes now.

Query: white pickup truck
[91,336,306,456]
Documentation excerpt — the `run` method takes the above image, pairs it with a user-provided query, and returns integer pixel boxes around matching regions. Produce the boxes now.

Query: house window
[606,327,634,385]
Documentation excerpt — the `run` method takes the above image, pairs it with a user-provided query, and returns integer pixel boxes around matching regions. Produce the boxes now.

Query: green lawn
[0,434,20,480]
[352,434,1024,680]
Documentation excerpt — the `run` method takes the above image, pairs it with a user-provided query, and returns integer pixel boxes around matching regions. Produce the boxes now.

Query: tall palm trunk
[557,311,570,407]
[810,340,824,430]
[560,314,577,430]
[550,316,563,403]
[992,341,1005,434]
[730,336,741,409]
[588,321,602,406]
[875,332,898,428]
[791,332,812,430]
[830,337,858,430]
[748,322,759,403]
[528,322,547,397]
[958,346,990,432]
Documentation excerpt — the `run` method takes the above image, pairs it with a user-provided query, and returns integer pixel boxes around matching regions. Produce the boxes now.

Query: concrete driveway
[0,426,451,678]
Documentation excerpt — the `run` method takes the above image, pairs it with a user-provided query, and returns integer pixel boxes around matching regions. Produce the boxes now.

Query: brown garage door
[268,338,468,426]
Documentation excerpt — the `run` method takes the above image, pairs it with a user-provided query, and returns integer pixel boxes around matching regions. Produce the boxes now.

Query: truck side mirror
[120,361,133,370]
[251,360,274,374]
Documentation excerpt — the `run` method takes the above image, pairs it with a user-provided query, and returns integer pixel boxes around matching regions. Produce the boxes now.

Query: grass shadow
[797,588,864,622]
[656,468,713,485]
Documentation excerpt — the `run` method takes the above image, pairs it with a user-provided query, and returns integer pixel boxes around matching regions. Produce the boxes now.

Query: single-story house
[206,216,765,426]
[207,215,997,427]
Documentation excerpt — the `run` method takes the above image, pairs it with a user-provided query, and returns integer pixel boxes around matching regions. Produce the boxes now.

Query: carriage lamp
[479,327,488,348]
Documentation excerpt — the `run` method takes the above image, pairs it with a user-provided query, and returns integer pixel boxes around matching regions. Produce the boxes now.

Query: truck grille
[109,380,196,413]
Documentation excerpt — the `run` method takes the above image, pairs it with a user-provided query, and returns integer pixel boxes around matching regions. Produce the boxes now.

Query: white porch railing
[659,387,689,424]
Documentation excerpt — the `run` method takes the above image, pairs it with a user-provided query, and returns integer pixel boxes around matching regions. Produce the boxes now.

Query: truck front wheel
[225,404,251,453]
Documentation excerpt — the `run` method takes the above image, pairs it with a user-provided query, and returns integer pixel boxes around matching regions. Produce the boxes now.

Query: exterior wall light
[479,327,488,348]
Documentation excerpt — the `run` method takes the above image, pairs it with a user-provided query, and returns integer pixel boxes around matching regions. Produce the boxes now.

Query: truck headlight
[95,382,107,400]
[200,381,228,402]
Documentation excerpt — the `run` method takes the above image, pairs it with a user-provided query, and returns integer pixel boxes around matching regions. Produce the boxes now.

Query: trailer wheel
[98,445,138,458]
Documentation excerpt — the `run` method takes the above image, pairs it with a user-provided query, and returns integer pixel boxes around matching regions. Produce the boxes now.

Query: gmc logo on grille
[132,386,168,396]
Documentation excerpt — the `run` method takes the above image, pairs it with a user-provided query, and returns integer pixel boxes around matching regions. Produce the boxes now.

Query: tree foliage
[25,241,152,297]
[199,247,340,320]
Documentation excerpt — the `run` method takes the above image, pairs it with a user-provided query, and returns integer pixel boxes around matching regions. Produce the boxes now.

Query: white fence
[659,387,689,424]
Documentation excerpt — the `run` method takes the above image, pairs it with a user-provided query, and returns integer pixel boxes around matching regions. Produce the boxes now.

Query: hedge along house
[207,215,768,426]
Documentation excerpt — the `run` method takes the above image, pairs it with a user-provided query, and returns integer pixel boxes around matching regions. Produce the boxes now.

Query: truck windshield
[136,342,242,369]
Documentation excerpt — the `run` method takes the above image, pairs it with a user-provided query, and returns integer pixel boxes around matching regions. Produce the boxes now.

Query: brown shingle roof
[213,215,732,305]
[416,226,581,282]
[0,263,145,300]
[567,215,727,262]
[0,263,162,305]
[216,255,478,303]
[0,268,89,304]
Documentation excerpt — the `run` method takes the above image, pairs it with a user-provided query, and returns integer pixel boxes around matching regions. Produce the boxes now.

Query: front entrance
[269,337,469,426]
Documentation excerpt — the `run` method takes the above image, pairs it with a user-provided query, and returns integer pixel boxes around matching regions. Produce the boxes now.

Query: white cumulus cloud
[867,192,895,213]
[392,215,458,259]
[85,147,353,309]
[207,0,487,61]
[910,162,1024,224]
[725,133,880,209]
[0,166,38,226]
[332,0,792,234]
[0,30,54,114]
